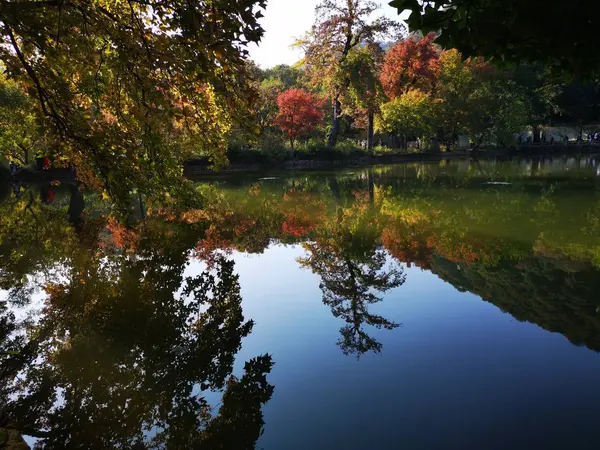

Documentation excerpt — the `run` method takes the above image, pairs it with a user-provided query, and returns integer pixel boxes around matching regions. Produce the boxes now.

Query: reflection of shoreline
[429,255,600,352]
[183,151,600,179]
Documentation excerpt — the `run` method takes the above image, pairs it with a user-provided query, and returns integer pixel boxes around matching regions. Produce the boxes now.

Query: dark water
[2,156,600,449]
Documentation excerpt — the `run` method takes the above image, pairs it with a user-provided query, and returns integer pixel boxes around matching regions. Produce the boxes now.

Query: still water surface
[2,156,600,449]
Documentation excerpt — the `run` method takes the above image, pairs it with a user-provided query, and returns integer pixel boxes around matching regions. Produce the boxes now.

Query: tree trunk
[368,168,374,206]
[367,110,374,151]
[290,138,295,158]
[472,134,484,151]
[138,193,146,220]
[533,125,541,143]
[68,184,85,233]
[328,97,342,149]
[328,177,341,205]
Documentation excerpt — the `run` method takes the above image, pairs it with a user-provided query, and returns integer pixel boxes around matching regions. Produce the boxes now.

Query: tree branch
[5,28,51,119]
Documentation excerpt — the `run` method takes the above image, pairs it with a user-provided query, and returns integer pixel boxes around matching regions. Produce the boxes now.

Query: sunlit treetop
[380,32,440,99]
[301,0,404,93]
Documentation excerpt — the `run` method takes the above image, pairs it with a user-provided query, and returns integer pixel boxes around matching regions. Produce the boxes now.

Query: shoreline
[4,145,600,184]
[183,145,600,177]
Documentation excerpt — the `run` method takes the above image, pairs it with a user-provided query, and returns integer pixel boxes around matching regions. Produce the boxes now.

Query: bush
[334,139,368,158]
[372,145,394,156]
[335,139,359,154]
[260,133,288,162]
[295,138,368,160]
[295,138,328,159]
[227,146,263,164]
[226,133,289,164]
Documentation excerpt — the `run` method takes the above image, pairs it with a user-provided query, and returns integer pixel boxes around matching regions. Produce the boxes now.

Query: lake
[2,155,600,449]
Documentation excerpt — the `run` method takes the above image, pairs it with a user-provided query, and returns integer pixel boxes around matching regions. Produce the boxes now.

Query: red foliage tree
[380,33,440,99]
[274,89,324,150]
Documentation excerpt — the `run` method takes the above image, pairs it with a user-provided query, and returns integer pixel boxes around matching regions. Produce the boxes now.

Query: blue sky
[248,0,408,68]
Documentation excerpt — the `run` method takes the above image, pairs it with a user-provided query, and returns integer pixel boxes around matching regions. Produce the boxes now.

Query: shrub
[372,145,394,156]
[295,138,329,158]
[334,139,368,157]
[260,133,288,162]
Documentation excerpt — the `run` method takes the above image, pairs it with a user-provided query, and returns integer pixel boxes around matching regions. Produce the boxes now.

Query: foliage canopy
[389,0,600,75]
[0,0,266,205]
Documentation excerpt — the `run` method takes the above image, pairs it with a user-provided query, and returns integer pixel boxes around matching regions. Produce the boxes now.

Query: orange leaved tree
[380,33,440,100]
[274,89,324,152]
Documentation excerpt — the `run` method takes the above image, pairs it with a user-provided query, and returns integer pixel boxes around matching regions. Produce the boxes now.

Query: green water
[2,155,600,449]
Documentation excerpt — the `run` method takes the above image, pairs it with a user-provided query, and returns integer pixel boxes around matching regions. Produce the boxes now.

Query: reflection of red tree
[195,226,233,267]
[193,212,259,265]
[382,225,434,269]
[44,282,66,308]
[382,220,498,268]
[282,215,313,237]
[106,217,140,250]
[281,190,323,239]
[234,217,256,237]
[432,238,481,266]
[427,233,498,266]
[352,190,371,203]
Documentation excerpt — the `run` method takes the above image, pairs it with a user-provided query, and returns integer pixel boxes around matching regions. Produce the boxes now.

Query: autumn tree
[380,32,440,99]
[342,44,386,150]
[0,0,266,208]
[274,89,324,151]
[300,0,403,148]
[245,64,306,143]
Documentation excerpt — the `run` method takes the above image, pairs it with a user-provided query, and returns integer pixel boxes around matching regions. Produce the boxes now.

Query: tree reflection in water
[298,194,405,357]
[0,185,274,449]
